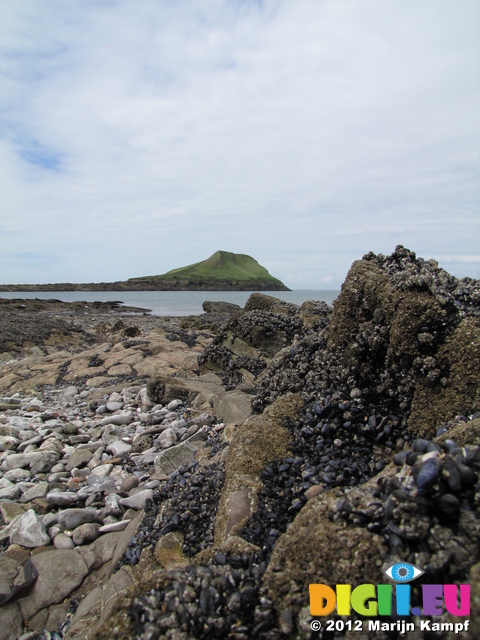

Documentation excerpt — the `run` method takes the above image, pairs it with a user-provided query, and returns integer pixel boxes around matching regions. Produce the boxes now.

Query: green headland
[0,251,290,292]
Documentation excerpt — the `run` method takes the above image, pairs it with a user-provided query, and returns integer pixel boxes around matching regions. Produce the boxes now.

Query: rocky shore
[0,246,479,640]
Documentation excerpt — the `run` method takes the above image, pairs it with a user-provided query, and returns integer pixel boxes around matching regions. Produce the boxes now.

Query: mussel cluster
[330,433,480,572]
[119,456,226,570]
[128,551,282,640]
[394,437,479,515]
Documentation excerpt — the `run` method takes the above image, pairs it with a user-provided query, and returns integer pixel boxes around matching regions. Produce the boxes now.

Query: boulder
[202,301,241,315]
[243,293,297,314]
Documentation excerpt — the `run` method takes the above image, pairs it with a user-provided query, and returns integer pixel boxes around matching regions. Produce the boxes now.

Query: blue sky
[1,0,479,288]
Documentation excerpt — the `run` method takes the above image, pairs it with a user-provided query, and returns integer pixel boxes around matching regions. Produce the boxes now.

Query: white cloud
[0,0,479,287]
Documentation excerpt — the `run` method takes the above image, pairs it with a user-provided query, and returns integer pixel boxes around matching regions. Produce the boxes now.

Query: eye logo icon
[385,562,424,583]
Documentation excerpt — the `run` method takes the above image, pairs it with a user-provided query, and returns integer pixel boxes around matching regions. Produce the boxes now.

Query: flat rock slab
[0,602,23,640]
[154,438,203,476]
[18,549,89,621]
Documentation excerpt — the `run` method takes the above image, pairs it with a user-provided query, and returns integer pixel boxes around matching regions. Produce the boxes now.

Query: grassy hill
[128,251,290,290]
[0,251,290,292]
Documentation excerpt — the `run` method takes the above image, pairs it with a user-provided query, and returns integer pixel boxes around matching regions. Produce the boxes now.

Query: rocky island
[0,246,479,640]
[0,251,290,292]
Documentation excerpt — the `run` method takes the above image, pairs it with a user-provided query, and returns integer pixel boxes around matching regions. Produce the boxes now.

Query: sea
[0,290,340,317]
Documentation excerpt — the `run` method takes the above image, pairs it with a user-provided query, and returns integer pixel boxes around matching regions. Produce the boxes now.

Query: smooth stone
[46,490,83,506]
[48,525,64,539]
[118,489,153,510]
[42,512,58,528]
[62,386,79,398]
[170,418,187,430]
[71,467,89,479]
[130,451,157,465]
[100,413,133,427]
[48,471,69,483]
[167,399,183,411]
[4,467,32,482]
[72,522,101,545]
[58,508,98,530]
[54,532,75,550]
[66,448,94,471]
[224,488,252,537]
[18,550,89,621]
[163,411,180,421]
[9,509,51,548]
[305,484,325,499]
[98,520,130,533]
[106,401,124,412]
[43,419,65,429]
[106,441,132,457]
[89,463,113,477]
[157,427,177,449]
[0,425,21,438]
[0,435,20,450]
[180,424,201,441]
[145,480,161,489]
[69,435,90,444]
[120,475,139,492]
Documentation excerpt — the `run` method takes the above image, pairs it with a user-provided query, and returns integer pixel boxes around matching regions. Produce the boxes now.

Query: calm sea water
[0,290,340,316]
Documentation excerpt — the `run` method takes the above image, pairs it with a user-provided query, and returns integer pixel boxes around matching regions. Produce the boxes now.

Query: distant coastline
[0,280,289,292]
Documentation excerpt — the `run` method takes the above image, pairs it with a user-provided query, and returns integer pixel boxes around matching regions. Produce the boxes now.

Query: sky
[0,0,479,289]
